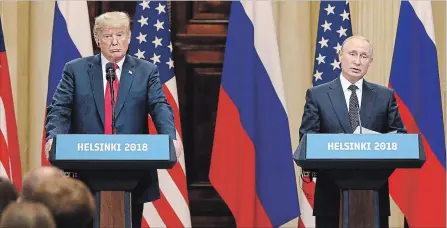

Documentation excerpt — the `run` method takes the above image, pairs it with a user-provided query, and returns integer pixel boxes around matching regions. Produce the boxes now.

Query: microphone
[105,62,116,82]
[357,102,362,134]
[105,62,116,134]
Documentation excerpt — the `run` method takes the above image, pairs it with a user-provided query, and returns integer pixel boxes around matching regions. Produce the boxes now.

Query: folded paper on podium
[353,126,397,134]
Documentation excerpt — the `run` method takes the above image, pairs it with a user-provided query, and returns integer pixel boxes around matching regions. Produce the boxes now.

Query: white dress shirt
[340,73,363,111]
[101,54,125,94]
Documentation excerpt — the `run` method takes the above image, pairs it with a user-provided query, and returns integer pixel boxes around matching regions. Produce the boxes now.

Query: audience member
[20,166,64,201]
[0,202,56,228]
[0,177,18,214]
[24,177,95,228]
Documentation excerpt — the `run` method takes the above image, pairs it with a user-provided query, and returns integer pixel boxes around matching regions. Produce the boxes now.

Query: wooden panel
[191,69,221,181]
[187,24,227,35]
[172,2,229,34]
[192,2,230,20]
[99,1,136,15]
[348,190,374,228]
[172,1,234,227]
[87,1,100,53]
[186,51,224,64]
[176,34,226,46]
[185,68,233,228]
[100,191,125,228]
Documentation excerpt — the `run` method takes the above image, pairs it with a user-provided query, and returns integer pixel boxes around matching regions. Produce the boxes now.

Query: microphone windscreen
[105,62,115,72]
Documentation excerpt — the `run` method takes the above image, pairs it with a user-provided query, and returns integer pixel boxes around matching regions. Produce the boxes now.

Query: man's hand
[173,139,183,160]
[45,138,53,159]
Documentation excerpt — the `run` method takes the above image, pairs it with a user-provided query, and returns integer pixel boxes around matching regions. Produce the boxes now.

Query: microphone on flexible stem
[357,103,362,134]
[105,62,116,134]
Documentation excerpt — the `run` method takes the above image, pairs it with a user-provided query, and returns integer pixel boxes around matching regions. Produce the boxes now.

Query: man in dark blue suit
[298,35,406,228]
[44,11,180,228]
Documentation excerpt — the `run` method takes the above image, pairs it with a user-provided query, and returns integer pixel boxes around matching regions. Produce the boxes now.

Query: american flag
[298,1,352,228]
[312,1,352,86]
[0,18,22,189]
[128,1,191,227]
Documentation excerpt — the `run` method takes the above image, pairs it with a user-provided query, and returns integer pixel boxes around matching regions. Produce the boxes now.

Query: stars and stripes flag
[312,1,352,85]
[128,1,191,227]
[0,18,22,189]
[300,1,352,227]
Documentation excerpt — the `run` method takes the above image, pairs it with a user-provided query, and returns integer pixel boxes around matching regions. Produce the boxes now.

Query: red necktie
[104,64,119,134]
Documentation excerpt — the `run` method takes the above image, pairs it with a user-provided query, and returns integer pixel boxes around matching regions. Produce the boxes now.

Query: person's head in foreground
[0,177,18,214]
[24,177,95,228]
[20,166,65,202]
[0,202,56,228]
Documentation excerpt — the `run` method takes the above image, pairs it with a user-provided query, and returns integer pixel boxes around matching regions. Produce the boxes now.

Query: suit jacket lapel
[88,54,105,125]
[360,81,376,128]
[328,77,352,133]
[116,55,136,118]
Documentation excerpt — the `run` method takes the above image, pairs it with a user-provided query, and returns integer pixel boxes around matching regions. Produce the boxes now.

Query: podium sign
[55,134,169,160]
[295,133,425,169]
[48,134,176,228]
[50,134,177,170]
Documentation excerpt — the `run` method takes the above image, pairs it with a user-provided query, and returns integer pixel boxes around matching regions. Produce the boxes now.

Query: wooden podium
[49,134,177,228]
[294,133,425,228]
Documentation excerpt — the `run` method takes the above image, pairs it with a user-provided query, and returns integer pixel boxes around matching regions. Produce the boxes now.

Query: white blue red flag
[209,1,300,227]
[44,0,93,165]
[388,1,446,227]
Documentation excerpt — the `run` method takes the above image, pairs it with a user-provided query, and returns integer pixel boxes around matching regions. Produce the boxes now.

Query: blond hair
[0,202,56,228]
[26,178,95,228]
[93,11,131,44]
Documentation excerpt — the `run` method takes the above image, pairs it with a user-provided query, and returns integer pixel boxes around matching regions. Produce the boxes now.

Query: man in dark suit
[298,35,406,228]
[44,11,181,228]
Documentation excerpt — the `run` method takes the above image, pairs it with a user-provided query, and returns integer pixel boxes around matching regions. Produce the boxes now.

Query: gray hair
[340,35,374,58]
[93,11,131,44]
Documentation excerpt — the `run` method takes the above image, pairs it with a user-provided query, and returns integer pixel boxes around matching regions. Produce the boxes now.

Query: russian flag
[43,0,93,166]
[388,1,446,227]
[209,1,300,227]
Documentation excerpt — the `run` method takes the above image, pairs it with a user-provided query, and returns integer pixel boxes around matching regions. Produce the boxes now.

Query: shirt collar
[340,73,363,92]
[101,54,125,71]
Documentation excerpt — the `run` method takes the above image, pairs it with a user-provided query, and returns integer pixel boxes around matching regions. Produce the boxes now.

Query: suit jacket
[298,77,406,217]
[45,54,176,204]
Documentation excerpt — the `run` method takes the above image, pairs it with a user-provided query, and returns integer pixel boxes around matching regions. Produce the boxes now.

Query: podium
[294,133,425,228]
[48,134,177,228]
